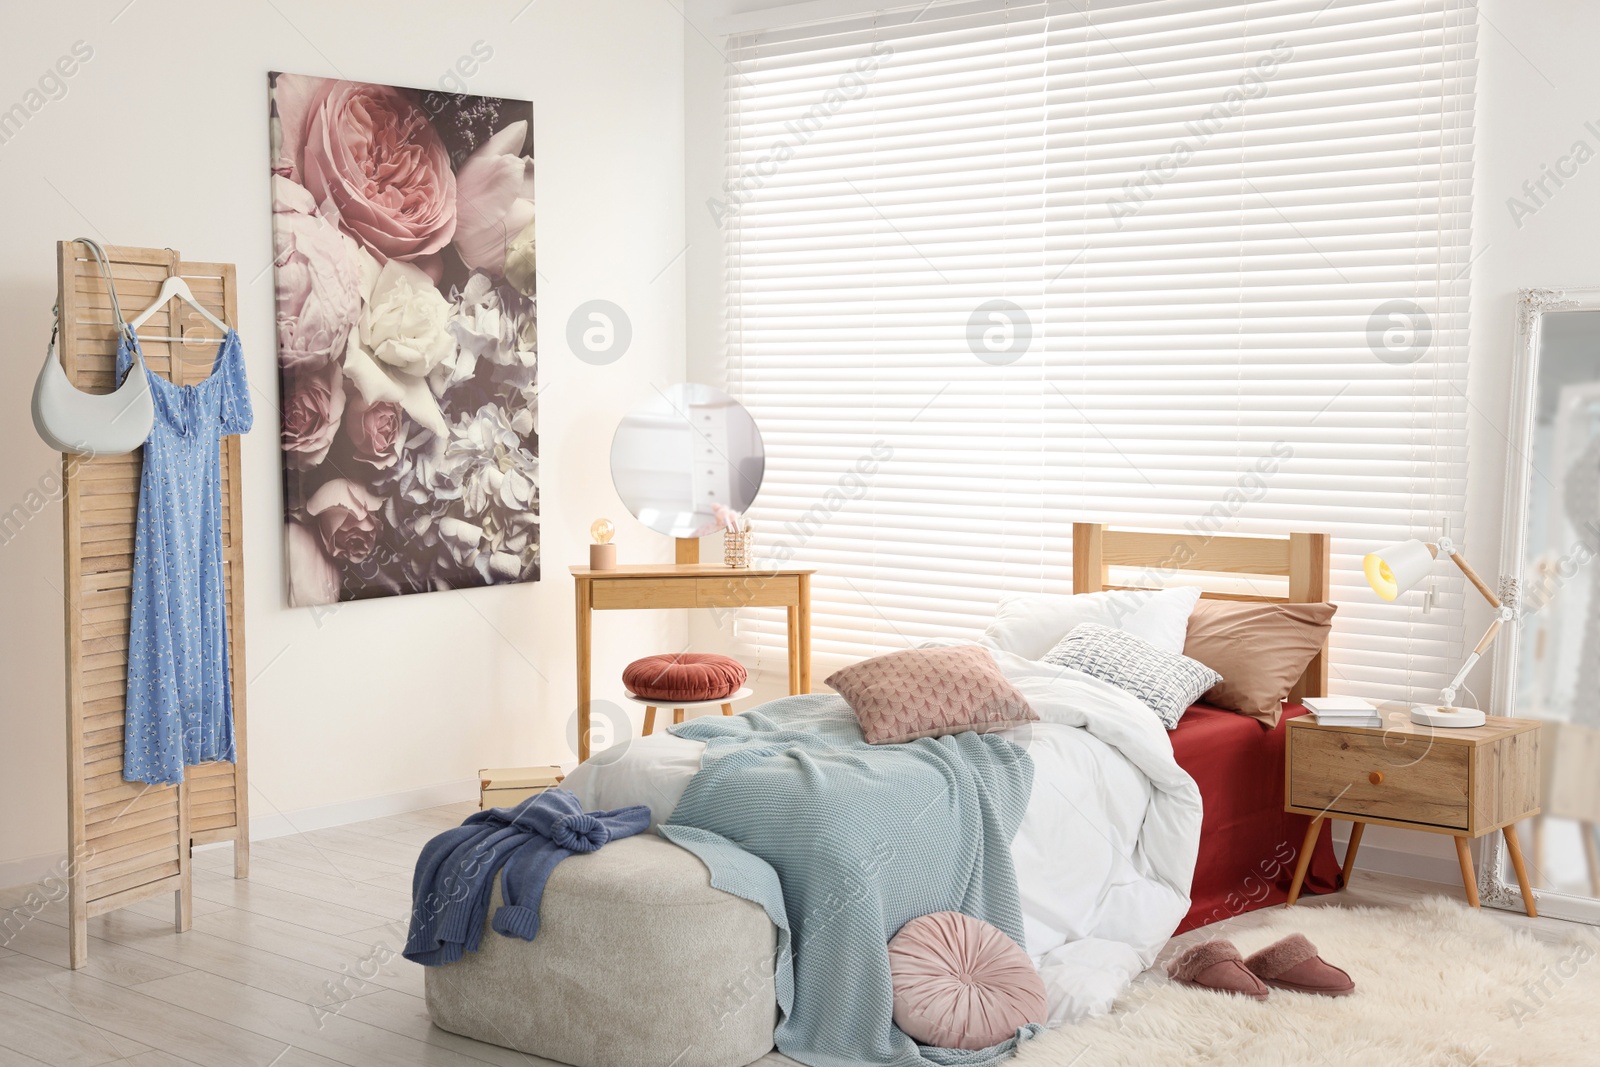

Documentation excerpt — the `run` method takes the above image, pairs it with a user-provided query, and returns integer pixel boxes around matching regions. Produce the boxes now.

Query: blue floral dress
[120,330,253,785]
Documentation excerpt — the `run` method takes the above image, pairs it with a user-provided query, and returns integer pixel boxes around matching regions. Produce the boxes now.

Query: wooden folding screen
[57,241,249,968]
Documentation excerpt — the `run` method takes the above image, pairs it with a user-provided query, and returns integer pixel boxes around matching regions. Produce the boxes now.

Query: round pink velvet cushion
[623,653,747,702]
[887,911,1047,1051]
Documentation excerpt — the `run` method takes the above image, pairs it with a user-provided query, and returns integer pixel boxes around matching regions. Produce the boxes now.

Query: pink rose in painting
[285,519,340,607]
[281,361,346,471]
[272,176,363,372]
[299,82,457,273]
[343,393,404,470]
[306,479,383,564]
[270,73,330,181]
[454,120,535,277]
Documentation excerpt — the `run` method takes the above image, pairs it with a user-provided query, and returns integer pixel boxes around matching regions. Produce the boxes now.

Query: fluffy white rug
[1014,897,1600,1067]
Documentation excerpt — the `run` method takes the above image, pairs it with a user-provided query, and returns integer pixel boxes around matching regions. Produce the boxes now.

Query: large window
[723,0,1477,702]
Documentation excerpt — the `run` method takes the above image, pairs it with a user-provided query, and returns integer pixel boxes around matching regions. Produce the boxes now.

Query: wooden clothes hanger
[129,273,230,343]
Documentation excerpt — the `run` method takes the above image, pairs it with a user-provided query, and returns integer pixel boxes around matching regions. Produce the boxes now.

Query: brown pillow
[826,645,1038,745]
[1182,600,1337,727]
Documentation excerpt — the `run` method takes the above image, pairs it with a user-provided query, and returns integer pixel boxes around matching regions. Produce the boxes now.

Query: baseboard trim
[0,853,68,893]
[3,778,480,891]
[1336,836,1463,887]
[248,777,480,841]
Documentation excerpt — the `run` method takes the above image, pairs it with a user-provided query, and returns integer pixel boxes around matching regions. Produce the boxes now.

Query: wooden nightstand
[1283,710,1541,916]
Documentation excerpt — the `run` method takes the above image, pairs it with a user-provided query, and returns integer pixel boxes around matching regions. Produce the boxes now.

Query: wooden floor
[0,802,1583,1067]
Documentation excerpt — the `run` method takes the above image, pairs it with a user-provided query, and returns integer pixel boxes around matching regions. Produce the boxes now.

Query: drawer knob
[1369,771,1384,786]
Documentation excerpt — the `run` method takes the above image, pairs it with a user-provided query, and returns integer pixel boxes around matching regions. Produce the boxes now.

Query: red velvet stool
[622,653,750,735]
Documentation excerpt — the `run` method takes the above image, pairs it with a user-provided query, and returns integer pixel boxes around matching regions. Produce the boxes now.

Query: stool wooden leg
[673,708,685,725]
[1341,822,1365,887]
[1454,836,1480,908]
[1503,824,1537,918]
[721,703,733,716]
[643,707,656,736]
[1286,816,1324,906]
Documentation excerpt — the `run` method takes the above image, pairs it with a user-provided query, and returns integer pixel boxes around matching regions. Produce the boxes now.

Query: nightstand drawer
[1289,728,1470,830]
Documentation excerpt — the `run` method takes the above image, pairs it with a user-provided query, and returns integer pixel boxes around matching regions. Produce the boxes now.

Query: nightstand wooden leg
[1503,824,1537,918]
[673,707,685,726]
[643,707,656,736]
[1341,822,1365,887]
[1454,836,1480,908]
[721,703,733,716]
[1286,816,1324,906]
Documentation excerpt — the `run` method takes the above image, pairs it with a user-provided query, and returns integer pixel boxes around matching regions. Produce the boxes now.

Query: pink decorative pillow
[623,653,746,702]
[825,645,1036,745]
[888,911,1048,1050]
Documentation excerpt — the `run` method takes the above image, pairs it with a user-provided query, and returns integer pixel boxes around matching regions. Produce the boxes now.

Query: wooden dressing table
[571,553,814,761]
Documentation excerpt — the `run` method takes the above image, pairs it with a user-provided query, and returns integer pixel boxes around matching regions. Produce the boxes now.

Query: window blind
[723,0,1476,702]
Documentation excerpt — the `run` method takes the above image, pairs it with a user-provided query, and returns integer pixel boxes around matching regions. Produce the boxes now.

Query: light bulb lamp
[1363,536,1515,728]
[590,519,616,571]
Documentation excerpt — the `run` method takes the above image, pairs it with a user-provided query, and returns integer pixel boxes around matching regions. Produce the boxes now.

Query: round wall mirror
[610,384,765,538]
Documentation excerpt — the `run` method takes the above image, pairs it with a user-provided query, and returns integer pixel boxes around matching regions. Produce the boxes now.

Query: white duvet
[563,646,1202,1024]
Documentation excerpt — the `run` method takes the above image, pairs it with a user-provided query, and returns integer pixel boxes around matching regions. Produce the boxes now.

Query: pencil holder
[724,530,752,569]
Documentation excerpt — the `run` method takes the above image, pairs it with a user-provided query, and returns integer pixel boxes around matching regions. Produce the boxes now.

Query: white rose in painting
[344,250,454,435]
[503,217,537,297]
[431,271,537,405]
[454,120,534,278]
[285,519,340,607]
[383,402,539,588]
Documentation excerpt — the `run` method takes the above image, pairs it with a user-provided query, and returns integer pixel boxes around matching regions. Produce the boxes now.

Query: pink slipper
[1166,940,1269,1000]
[1244,933,1355,997]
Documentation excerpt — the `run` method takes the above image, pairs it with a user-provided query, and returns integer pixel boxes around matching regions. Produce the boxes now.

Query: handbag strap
[76,237,132,343]
[47,238,139,373]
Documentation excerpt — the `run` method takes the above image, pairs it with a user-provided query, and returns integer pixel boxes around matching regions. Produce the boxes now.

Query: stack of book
[1302,696,1382,728]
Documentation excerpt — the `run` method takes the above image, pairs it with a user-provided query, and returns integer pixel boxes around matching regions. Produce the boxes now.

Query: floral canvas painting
[268,73,538,606]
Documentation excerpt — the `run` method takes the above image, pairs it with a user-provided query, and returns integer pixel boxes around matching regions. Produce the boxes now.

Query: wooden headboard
[1072,523,1332,703]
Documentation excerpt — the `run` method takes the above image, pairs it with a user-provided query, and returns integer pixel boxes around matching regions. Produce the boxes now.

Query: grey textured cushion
[1043,622,1221,729]
[425,833,780,1067]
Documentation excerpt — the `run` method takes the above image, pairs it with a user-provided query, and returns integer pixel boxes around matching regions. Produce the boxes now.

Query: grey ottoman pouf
[425,833,779,1067]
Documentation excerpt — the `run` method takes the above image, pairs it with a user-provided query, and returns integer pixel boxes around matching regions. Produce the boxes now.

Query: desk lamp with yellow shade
[1363,536,1517,728]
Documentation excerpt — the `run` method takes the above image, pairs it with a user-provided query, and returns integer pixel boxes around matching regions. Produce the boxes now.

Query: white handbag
[32,239,154,456]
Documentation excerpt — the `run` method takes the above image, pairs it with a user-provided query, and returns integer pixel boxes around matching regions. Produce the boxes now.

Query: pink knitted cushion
[825,645,1037,745]
[888,911,1048,1050]
[623,653,746,702]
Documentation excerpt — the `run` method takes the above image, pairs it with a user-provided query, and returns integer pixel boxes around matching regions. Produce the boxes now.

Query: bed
[431,524,1342,1065]
[1172,701,1341,930]
[1071,522,1343,929]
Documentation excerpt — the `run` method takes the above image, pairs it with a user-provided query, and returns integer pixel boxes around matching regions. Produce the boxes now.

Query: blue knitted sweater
[404,788,650,966]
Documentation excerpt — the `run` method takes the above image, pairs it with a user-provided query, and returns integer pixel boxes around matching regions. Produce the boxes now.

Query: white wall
[681,0,1599,882]
[0,0,687,882]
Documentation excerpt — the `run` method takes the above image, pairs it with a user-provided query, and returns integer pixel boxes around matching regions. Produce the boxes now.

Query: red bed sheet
[1170,702,1341,932]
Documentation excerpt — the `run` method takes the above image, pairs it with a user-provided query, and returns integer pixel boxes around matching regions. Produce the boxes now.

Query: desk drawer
[1289,728,1470,830]
[696,575,798,608]
[590,579,698,609]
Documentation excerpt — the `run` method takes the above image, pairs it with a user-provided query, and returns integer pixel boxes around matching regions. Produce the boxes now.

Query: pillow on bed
[825,645,1037,745]
[982,586,1202,661]
[1042,623,1220,730]
[1182,600,1337,728]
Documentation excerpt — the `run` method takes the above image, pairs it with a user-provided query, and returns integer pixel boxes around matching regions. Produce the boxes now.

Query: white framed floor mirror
[1487,286,1600,925]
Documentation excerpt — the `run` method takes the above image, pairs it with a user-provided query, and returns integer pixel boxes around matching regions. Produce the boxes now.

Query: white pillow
[980,585,1202,661]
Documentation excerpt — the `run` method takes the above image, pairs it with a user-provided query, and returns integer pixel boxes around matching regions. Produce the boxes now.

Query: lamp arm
[1440,617,1504,709]
[1442,545,1503,610]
